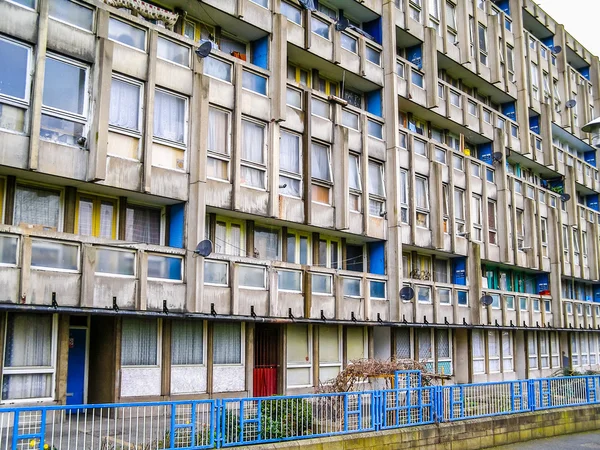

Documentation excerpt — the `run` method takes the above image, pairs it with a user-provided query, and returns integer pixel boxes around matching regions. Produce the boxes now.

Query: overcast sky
[535,0,600,56]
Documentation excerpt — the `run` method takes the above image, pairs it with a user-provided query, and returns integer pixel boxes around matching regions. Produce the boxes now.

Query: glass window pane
[157,37,189,66]
[0,236,17,265]
[238,265,266,288]
[49,0,94,31]
[312,273,332,294]
[43,56,86,115]
[203,260,228,285]
[153,90,186,144]
[241,120,265,164]
[213,322,241,364]
[171,320,203,365]
[0,38,30,100]
[0,103,26,133]
[203,56,232,82]
[281,2,302,24]
[311,17,330,39]
[40,114,84,146]
[341,33,357,52]
[370,280,386,299]
[121,318,157,366]
[108,18,146,50]
[148,255,182,280]
[368,161,385,197]
[278,270,302,291]
[319,326,340,363]
[125,206,161,245]
[31,240,78,271]
[14,185,60,229]
[109,77,140,131]
[311,143,331,181]
[242,70,267,95]
[4,314,53,368]
[343,278,361,297]
[96,248,135,276]
[312,98,329,118]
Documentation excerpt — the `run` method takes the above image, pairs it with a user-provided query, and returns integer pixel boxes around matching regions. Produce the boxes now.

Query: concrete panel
[347,128,361,152]
[0,268,21,303]
[286,23,304,47]
[278,195,304,222]
[240,1,272,33]
[340,50,360,75]
[348,212,363,235]
[203,286,231,314]
[203,0,235,16]
[282,107,304,133]
[311,116,333,143]
[343,297,365,321]
[147,281,186,311]
[206,180,233,209]
[370,299,389,322]
[171,366,207,394]
[311,203,334,228]
[213,365,245,392]
[155,61,193,96]
[93,277,137,309]
[364,61,384,86]
[121,367,161,397]
[207,79,235,110]
[309,35,333,62]
[367,216,386,240]
[0,132,29,169]
[414,228,432,248]
[275,291,303,318]
[238,289,269,316]
[367,137,386,161]
[150,167,188,201]
[112,45,148,81]
[0,1,36,44]
[373,326,390,360]
[38,141,88,180]
[237,187,269,216]
[240,91,270,122]
[310,295,335,319]
[47,20,95,62]
[29,271,80,306]
[102,157,143,191]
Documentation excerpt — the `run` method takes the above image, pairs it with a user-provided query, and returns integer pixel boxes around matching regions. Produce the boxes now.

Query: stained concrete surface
[492,430,600,449]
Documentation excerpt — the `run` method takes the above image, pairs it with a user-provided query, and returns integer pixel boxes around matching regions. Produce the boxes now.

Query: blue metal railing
[1,372,600,449]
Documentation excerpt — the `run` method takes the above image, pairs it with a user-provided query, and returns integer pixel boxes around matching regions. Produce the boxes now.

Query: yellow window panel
[76,194,118,239]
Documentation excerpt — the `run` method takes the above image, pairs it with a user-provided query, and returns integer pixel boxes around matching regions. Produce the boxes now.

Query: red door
[253,325,280,397]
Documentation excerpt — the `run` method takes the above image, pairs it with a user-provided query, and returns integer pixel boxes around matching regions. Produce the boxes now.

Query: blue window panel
[477,142,493,165]
[586,194,599,212]
[501,102,516,121]
[585,151,597,167]
[169,203,185,249]
[529,115,540,134]
[496,0,510,15]
[452,258,467,285]
[578,66,591,81]
[541,36,554,49]
[536,274,549,294]
[363,17,382,45]
[365,90,382,117]
[368,241,385,275]
[406,45,422,70]
[250,36,269,70]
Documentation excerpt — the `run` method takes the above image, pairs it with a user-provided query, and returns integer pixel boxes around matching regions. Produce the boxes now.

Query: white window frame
[240,118,267,190]
[152,87,189,156]
[0,36,33,134]
[121,318,162,368]
[206,105,232,182]
[203,260,229,286]
[368,159,386,217]
[415,175,430,228]
[108,74,143,160]
[279,129,302,198]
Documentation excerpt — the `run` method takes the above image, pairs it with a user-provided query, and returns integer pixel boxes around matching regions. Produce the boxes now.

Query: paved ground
[492,430,600,449]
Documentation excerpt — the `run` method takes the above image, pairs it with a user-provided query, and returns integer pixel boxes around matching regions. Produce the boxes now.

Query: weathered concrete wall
[250,404,600,450]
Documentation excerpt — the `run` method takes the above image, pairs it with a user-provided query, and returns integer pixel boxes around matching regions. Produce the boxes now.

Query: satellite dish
[480,295,494,306]
[400,286,415,301]
[194,239,213,257]
[298,0,315,10]
[335,16,349,32]
[195,41,212,59]
[561,193,571,202]
[492,152,504,163]
[551,45,562,55]
[565,99,577,109]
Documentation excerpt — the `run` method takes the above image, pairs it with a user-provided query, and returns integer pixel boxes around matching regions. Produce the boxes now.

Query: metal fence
[1,372,600,449]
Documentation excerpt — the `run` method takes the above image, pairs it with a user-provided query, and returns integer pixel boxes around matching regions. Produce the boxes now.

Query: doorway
[253,325,280,397]
[66,316,89,410]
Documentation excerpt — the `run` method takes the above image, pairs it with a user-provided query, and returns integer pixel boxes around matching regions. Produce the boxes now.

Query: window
[343,277,361,297]
[446,2,457,43]
[502,331,513,371]
[203,56,232,82]
[148,254,183,281]
[254,227,279,260]
[516,209,524,248]
[319,326,341,382]
[478,23,488,66]
[280,130,302,198]
[488,200,497,244]
[108,75,142,159]
[250,0,268,7]
[213,323,242,365]
[540,218,548,257]
[213,218,245,256]
[0,37,32,134]
[415,176,429,227]
[454,188,465,234]
[530,62,539,100]
[366,46,381,65]
[311,98,330,119]
[288,65,308,87]
[108,18,146,51]
[540,332,549,368]
[2,313,57,400]
[368,160,385,216]
[41,55,88,147]
[468,101,478,117]
[207,106,231,180]
[400,170,409,224]
[242,70,267,96]
[287,324,311,387]
[341,33,357,53]
[349,154,362,212]
[286,231,310,265]
[449,90,461,107]
[472,330,485,373]
[435,147,446,164]
[312,16,330,40]
[528,333,538,369]
[562,225,569,253]
[394,328,412,359]
[368,120,383,139]
[76,194,117,239]
[434,259,449,283]
[488,331,500,372]
[318,237,340,269]
[312,273,332,294]
[48,0,93,30]
[153,88,187,150]
[411,71,424,88]
[14,185,61,230]
[341,109,359,130]
[204,260,228,285]
[241,119,266,189]
[171,320,204,365]
[413,138,427,156]
[471,195,482,241]
[506,45,515,82]
[286,87,302,109]
[121,318,158,366]
[311,142,333,204]
[157,37,190,67]
[281,2,302,25]
[125,205,161,245]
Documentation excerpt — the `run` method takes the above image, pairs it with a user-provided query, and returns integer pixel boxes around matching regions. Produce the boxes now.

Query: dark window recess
[346,245,363,272]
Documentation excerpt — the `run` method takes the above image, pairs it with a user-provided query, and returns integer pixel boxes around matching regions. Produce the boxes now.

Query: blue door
[66,328,86,408]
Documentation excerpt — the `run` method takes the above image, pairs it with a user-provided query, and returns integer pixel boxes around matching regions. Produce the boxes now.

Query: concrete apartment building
[0,0,599,406]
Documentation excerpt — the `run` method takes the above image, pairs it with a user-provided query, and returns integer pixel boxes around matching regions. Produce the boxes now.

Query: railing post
[527,379,536,412]
[214,399,223,449]
[434,386,443,423]
[586,376,592,404]
[373,390,381,430]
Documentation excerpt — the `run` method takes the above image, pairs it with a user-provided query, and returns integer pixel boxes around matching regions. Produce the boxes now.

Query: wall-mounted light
[582,116,600,148]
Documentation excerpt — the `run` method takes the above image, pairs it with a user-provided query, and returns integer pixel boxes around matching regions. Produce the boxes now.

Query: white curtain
[241,120,264,164]
[349,155,361,191]
[121,318,158,366]
[171,320,203,365]
[3,314,53,400]
[78,198,94,236]
[436,330,450,358]
[153,90,185,144]
[125,206,161,245]
[368,161,385,197]
[415,177,428,209]
[394,328,411,359]
[280,131,300,175]
[418,329,431,360]
[213,323,241,364]
[311,143,331,181]
[472,330,484,358]
[208,107,229,155]
[254,227,279,259]
[14,185,60,229]
[109,78,139,131]
[204,57,232,82]
[319,326,340,364]
[99,201,114,239]
[287,324,309,364]
[454,189,464,220]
